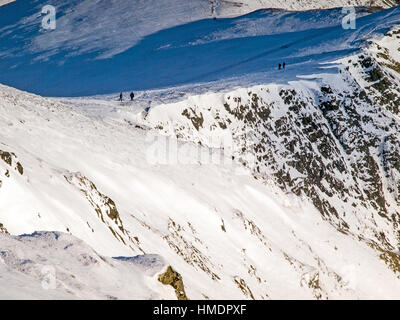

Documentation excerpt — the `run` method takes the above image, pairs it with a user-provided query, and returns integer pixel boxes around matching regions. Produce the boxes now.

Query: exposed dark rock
[158,266,188,300]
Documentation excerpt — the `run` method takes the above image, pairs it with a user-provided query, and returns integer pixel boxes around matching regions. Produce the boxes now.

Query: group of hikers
[119,91,135,102]
[119,61,287,102]
[118,91,151,114]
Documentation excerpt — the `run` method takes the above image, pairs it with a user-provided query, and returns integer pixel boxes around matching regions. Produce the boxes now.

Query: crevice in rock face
[158,266,188,300]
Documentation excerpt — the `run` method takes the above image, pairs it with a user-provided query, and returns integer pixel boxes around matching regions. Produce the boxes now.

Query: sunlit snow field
[0,1,399,96]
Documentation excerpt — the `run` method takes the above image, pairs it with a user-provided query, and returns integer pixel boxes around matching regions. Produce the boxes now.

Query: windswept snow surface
[1,1,400,300]
[0,231,172,299]
[1,78,400,299]
[0,2,399,95]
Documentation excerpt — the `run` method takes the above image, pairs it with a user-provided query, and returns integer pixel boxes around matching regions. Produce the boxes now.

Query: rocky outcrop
[64,172,143,253]
[158,266,188,300]
[0,150,24,176]
[0,223,8,234]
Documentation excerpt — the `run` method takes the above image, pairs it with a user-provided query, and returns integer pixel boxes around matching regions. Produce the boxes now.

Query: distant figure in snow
[278,63,281,70]
[119,92,123,101]
[283,62,286,69]
[130,92,135,101]
[145,101,151,113]
[143,102,151,120]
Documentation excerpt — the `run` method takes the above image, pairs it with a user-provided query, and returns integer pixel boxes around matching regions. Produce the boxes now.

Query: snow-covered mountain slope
[0,231,173,299]
[0,1,399,96]
[1,2,400,300]
[1,35,400,299]
[134,26,400,249]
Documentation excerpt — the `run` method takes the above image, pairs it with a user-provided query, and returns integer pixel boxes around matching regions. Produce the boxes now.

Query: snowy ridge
[1,3,400,300]
[1,57,400,298]
[0,2,399,95]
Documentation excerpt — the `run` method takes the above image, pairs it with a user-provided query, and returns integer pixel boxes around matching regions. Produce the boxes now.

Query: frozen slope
[0,2,400,300]
[1,75,400,299]
[0,231,172,299]
[0,2,399,96]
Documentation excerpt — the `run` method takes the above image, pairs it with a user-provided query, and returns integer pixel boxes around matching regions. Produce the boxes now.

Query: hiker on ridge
[278,63,281,70]
[119,92,123,102]
[130,92,135,101]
